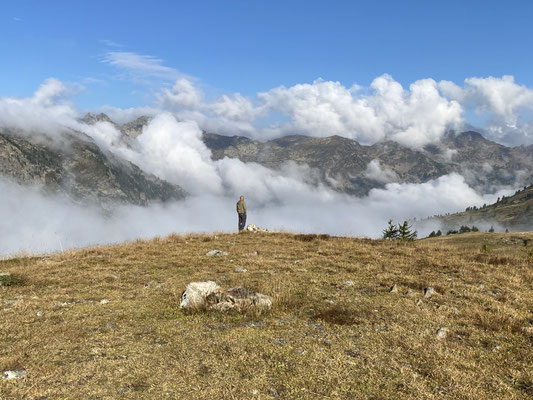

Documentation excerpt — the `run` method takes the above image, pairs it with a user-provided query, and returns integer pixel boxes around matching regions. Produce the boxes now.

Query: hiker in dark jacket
[236,195,247,231]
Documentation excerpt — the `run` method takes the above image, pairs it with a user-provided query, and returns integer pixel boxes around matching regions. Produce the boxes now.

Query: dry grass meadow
[1,231,532,399]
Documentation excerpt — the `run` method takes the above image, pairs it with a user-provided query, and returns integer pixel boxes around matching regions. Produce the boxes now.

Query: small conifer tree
[398,221,417,241]
[382,220,399,240]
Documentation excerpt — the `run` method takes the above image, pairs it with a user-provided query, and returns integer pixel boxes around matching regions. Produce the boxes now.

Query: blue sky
[2,0,533,110]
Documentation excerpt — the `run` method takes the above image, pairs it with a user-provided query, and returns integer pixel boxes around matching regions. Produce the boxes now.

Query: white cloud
[0,78,81,135]
[440,75,533,145]
[158,78,203,109]
[103,51,180,81]
[156,74,464,148]
[363,159,399,183]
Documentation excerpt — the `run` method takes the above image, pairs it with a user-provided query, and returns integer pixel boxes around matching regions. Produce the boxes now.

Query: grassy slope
[438,185,533,229]
[1,232,532,399]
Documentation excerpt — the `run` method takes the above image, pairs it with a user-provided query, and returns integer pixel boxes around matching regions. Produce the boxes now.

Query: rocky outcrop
[179,281,273,313]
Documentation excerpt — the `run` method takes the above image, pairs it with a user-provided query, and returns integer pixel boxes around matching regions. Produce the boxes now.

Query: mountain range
[1,113,531,228]
[203,130,533,196]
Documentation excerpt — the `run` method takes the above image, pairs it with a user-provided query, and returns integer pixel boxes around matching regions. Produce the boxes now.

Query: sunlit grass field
[1,231,532,399]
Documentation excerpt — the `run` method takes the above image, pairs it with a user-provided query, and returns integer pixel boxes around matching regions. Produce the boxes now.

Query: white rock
[180,281,221,309]
[234,268,248,273]
[436,327,449,339]
[100,299,110,305]
[389,284,399,293]
[205,249,228,257]
[424,287,435,299]
[341,280,354,286]
[522,326,533,335]
[246,224,269,232]
[36,311,45,317]
[2,370,26,379]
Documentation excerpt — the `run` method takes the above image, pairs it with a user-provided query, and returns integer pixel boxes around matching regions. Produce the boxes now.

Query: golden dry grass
[1,231,532,399]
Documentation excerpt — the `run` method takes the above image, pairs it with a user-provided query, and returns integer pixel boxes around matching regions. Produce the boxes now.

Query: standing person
[236,195,247,231]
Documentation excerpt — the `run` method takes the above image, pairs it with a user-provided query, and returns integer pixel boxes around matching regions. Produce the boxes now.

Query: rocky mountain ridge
[203,130,533,196]
[0,125,186,206]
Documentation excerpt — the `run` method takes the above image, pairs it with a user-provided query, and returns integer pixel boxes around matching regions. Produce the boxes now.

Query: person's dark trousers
[238,213,247,231]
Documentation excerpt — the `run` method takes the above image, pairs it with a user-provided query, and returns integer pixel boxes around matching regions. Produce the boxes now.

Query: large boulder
[180,281,272,313]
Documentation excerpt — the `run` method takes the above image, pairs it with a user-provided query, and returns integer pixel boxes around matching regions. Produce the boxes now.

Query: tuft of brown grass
[312,304,375,326]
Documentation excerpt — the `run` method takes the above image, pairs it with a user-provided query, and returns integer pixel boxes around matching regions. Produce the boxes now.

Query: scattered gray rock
[416,299,423,307]
[341,280,354,286]
[251,389,260,396]
[2,370,26,379]
[144,280,162,289]
[389,284,398,293]
[36,311,45,317]
[375,325,389,332]
[268,387,279,398]
[405,290,415,297]
[436,327,449,340]
[424,287,435,299]
[106,274,119,280]
[99,299,110,305]
[205,249,228,257]
[234,268,248,273]
[492,345,502,352]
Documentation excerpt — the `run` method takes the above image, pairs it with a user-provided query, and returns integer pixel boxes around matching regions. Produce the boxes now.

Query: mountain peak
[81,112,115,125]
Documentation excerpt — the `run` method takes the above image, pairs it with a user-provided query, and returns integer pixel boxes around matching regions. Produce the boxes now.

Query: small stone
[424,287,435,299]
[206,249,228,257]
[522,326,533,335]
[341,280,354,286]
[234,268,248,273]
[436,327,449,339]
[144,280,162,289]
[2,370,26,379]
[389,284,399,293]
[492,345,502,352]
[36,311,45,317]
[405,290,415,297]
[416,299,423,306]
[268,387,279,398]
[251,389,259,395]
[100,299,110,305]
[106,274,119,279]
